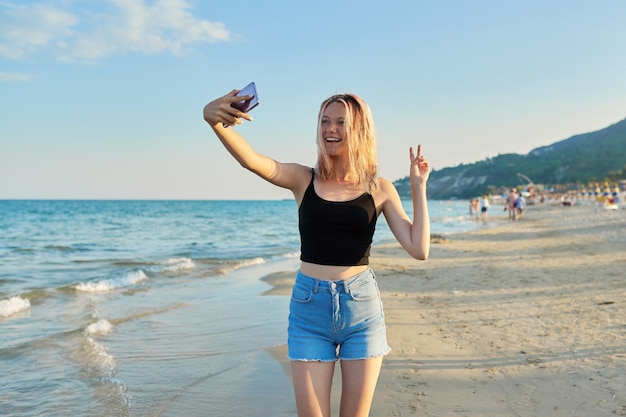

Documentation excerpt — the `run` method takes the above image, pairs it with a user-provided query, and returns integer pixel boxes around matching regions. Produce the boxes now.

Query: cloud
[0,71,32,82]
[0,0,232,62]
[0,2,77,59]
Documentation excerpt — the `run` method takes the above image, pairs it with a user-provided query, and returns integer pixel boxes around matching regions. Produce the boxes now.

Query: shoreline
[260,203,626,416]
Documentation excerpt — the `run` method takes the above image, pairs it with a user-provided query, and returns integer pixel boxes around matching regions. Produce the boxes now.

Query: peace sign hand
[409,144,431,187]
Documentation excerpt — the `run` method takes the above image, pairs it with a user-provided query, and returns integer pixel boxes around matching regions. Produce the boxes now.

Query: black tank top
[298,172,377,266]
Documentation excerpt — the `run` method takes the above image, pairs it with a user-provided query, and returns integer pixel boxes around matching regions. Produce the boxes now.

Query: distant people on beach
[505,188,518,221]
[515,193,526,220]
[480,194,490,223]
[203,89,431,417]
[469,198,479,218]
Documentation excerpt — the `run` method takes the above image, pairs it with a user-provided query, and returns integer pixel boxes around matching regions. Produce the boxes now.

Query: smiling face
[320,102,348,156]
[315,93,378,186]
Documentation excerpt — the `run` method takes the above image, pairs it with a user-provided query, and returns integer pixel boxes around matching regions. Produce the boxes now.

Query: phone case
[231,82,259,113]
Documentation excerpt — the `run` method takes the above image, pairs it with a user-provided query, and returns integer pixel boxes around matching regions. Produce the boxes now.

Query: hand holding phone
[223,82,259,127]
[231,82,259,113]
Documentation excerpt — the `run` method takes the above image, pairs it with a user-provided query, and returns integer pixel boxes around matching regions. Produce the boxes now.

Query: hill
[394,117,626,199]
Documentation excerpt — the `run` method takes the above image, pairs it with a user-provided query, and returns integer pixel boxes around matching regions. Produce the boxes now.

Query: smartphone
[231,82,259,113]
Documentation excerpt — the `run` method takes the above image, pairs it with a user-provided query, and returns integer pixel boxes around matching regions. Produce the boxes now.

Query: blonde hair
[315,93,378,188]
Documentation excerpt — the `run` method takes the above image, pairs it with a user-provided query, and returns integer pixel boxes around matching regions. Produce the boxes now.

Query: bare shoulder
[275,162,313,201]
[373,177,411,225]
[372,177,401,210]
[279,162,313,178]
[376,177,400,199]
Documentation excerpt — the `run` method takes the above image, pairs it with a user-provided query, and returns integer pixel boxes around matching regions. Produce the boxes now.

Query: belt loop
[313,278,320,294]
[343,279,349,293]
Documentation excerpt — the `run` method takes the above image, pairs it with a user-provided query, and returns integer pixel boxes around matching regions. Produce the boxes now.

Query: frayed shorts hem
[288,347,391,363]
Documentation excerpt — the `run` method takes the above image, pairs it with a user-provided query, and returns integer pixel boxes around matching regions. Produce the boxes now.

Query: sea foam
[217,257,266,275]
[156,257,196,272]
[86,319,114,336]
[81,337,117,377]
[0,296,31,317]
[75,270,148,293]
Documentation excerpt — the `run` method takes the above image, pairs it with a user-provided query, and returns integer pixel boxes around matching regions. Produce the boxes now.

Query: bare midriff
[299,261,369,281]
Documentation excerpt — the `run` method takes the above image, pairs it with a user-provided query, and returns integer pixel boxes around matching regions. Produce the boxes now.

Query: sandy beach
[262,202,626,416]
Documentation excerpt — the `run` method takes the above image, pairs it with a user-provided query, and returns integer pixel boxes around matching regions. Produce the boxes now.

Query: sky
[1,0,625,200]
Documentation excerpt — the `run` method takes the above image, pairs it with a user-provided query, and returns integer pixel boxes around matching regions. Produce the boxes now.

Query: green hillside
[394,117,626,199]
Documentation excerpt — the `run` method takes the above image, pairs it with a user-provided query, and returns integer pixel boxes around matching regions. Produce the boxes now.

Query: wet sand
[262,202,626,416]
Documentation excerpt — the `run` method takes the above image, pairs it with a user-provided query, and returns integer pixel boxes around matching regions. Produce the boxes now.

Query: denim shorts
[287,268,391,362]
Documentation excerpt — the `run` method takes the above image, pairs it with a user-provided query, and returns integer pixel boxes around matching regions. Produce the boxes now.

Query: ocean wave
[436,214,471,223]
[210,253,300,276]
[86,319,114,336]
[279,251,301,259]
[0,296,31,317]
[217,257,266,275]
[75,270,148,293]
[44,244,74,251]
[81,336,117,377]
[154,257,196,273]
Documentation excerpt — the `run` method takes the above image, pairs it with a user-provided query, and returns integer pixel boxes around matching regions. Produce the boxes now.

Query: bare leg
[339,357,384,417]
[291,361,336,417]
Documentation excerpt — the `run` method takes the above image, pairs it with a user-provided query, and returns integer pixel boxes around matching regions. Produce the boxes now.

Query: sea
[0,199,485,417]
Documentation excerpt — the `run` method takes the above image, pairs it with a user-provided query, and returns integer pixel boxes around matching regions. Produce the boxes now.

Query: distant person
[515,194,526,220]
[506,189,518,221]
[203,90,431,417]
[480,194,490,223]
[469,198,479,218]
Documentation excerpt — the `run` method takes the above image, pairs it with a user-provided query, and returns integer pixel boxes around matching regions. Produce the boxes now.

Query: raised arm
[380,144,431,260]
[203,89,309,192]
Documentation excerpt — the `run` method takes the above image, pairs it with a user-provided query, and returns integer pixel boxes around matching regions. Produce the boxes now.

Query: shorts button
[331,282,337,289]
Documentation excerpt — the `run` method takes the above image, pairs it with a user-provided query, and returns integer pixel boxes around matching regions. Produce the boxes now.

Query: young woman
[203,89,431,417]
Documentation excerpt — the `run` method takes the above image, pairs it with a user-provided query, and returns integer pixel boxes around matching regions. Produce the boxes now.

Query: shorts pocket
[291,283,314,304]
[348,278,380,302]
